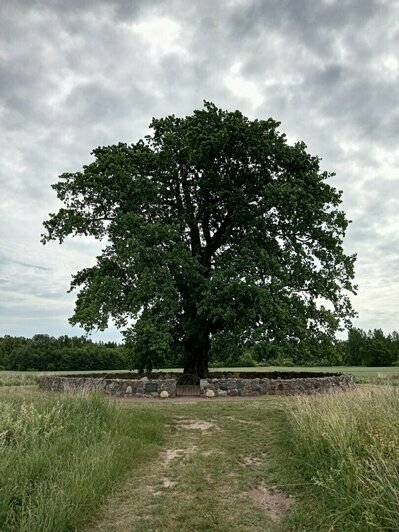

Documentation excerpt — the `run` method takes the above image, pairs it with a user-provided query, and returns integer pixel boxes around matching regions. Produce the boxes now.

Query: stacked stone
[39,373,354,399]
[103,377,176,398]
[39,375,176,398]
[38,376,105,393]
[200,374,354,397]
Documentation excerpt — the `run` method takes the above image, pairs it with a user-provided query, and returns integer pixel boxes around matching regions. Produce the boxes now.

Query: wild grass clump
[284,387,399,530]
[0,372,39,386]
[0,393,164,531]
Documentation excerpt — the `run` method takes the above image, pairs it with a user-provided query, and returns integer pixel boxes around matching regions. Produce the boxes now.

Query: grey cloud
[228,0,383,55]
[0,252,51,272]
[1,0,399,338]
[11,261,51,272]
[64,83,155,128]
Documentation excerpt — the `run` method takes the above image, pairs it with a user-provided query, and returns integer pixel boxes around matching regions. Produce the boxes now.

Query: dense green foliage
[0,334,129,371]
[344,327,399,366]
[42,102,356,376]
[2,327,398,371]
[283,387,399,530]
[249,327,399,367]
[0,391,164,531]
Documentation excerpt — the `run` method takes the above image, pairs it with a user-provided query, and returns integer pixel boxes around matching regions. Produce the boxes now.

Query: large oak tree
[42,102,356,378]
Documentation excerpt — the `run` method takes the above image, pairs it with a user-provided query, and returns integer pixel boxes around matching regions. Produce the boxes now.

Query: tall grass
[0,393,164,531]
[0,372,39,386]
[284,387,399,530]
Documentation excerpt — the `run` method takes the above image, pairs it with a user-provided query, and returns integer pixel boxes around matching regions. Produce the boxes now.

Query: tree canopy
[42,102,356,377]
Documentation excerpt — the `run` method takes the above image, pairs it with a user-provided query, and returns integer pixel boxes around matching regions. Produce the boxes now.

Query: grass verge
[280,387,399,530]
[0,389,165,531]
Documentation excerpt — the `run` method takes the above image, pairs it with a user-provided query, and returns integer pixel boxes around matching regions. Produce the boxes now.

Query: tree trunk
[183,332,210,379]
[183,350,209,379]
[179,281,211,379]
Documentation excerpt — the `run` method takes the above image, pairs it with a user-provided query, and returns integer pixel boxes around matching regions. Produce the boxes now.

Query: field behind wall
[1,365,399,386]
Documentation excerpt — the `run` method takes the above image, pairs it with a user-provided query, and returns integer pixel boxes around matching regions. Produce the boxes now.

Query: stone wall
[199,373,354,397]
[39,375,176,398]
[39,376,105,394]
[39,373,354,399]
[103,377,176,398]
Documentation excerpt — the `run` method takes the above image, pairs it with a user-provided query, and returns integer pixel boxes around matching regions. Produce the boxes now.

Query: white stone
[205,389,215,398]
[125,385,132,394]
[160,390,169,399]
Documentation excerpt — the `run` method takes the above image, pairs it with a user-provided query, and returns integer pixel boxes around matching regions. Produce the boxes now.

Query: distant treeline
[0,328,398,371]
[223,328,399,368]
[249,329,399,367]
[0,334,130,371]
[343,328,399,367]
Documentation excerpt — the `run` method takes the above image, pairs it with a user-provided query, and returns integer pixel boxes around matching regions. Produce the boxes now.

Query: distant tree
[42,102,356,378]
[31,334,57,351]
[0,335,28,369]
[345,327,367,365]
[366,329,392,366]
[389,331,399,364]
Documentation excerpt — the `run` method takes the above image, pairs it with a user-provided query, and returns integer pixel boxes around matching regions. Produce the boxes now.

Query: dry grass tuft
[285,386,399,530]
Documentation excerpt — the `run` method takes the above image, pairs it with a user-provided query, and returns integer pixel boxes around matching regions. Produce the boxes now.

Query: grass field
[0,374,398,531]
[1,365,399,387]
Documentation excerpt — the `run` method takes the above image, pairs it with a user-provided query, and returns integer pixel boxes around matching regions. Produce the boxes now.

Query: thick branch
[181,173,201,256]
[202,214,231,269]
[201,210,211,245]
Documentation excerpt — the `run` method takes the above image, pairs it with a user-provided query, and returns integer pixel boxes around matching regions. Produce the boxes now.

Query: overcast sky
[1,0,398,342]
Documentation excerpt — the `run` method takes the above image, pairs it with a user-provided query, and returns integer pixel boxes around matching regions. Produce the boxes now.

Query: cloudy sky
[1,0,398,342]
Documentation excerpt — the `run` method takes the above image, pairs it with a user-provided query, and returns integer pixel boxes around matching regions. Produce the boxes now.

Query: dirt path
[87,397,292,532]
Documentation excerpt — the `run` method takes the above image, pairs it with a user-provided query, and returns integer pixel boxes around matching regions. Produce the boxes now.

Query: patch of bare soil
[162,446,199,466]
[247,485,291,521]
[242,455,264,466]
[226,416,261,426]
[202,449,224,457]
[177,419,217,431]
[161,477,176,488]
[148,477,177,496]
